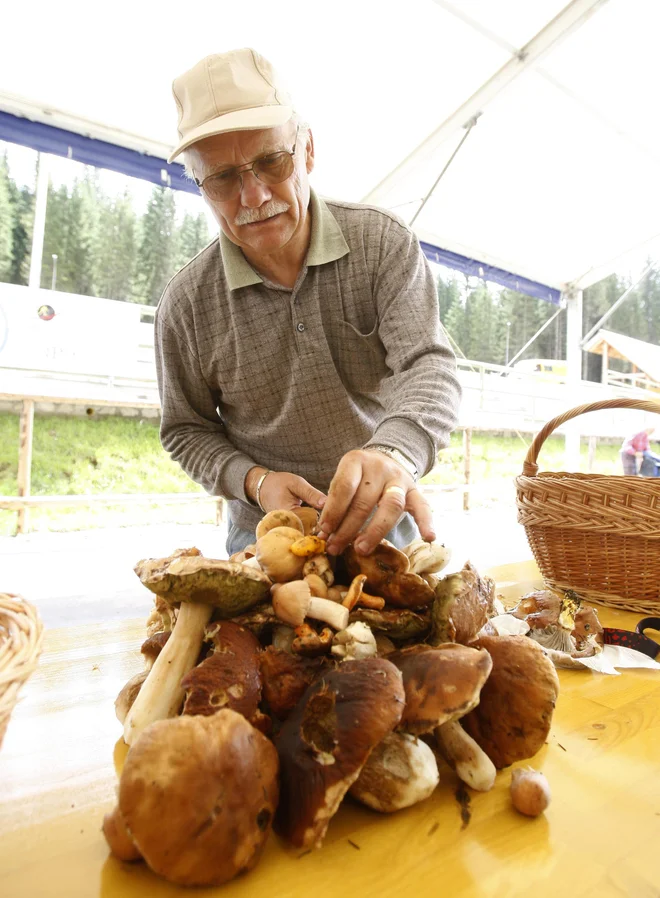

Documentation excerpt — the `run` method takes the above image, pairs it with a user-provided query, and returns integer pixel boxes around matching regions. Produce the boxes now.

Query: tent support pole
[28,153,49,289]
[564,287,583,469]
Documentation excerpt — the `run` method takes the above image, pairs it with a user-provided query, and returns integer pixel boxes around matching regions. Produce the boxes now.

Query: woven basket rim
[0,592,44,750]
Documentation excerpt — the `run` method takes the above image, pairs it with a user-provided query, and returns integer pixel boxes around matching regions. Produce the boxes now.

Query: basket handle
[522,398,660,476]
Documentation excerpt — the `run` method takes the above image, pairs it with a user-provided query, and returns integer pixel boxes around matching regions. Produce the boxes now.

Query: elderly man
[157,48,461,558]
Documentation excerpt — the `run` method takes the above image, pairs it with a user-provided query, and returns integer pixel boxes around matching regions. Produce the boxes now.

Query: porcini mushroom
[107,711,279,887]
[434,719,496,792]
[180,621,263,727]
[429,562,495,645]
[259,646,334,719]
[402,538,452,576]
[387,643,493,735]
[349,606,431,642]
[349,732,439,812]
[272,580,349,631]
[275,658,405,848]
[461,635,560,768]
[125,555,270,745]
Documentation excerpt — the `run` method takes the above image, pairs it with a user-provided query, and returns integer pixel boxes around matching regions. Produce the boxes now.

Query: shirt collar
[219,189,350,291]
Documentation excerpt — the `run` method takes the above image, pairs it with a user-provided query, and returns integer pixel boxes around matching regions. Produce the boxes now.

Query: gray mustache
[235,200,290,226]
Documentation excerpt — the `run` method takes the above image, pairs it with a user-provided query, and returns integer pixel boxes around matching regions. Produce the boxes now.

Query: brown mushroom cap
[259,646,334,719]
[387,643,493,735]
[429,561,495,645]
[134,556,271,616]
[461,635,560,768]
[293,506,320,535]
[140,631,171,668]
[275,658,405,849]
[344,544,434,609]
[115,670,149,724]
[181,621,262,722]
[103,805,142,862]
[118,711,279,887]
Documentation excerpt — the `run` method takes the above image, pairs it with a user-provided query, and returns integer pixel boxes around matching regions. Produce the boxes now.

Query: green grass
[0,413,212,535]
[0,413,624,535]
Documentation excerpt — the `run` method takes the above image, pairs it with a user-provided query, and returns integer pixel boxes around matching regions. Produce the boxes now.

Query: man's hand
[245,467,326,514]
[316,449,435,556]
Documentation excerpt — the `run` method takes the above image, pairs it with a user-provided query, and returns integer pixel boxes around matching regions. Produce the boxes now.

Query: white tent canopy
[1,0,660,297]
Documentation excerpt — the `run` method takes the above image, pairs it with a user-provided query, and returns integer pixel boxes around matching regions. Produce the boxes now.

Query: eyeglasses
[195,126,299,202]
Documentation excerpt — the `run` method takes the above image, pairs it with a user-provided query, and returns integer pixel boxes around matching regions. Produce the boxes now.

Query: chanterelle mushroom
[275,658,405,849]
[461,635,560,768]
[125,556,270,745]
[106,711,279,887]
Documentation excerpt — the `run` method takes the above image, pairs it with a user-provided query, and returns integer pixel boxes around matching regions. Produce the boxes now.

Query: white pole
[564,288,583,470]
[28,153,50,289]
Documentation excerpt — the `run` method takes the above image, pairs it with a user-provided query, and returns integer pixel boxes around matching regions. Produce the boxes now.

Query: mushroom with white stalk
[272,580,349,631]
[402,538,452,578]
[349,732,439,812]
[331,621,377,660]
[124,553,271,745]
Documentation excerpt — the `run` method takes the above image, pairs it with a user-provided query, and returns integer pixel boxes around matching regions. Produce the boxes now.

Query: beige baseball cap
[167,48,294,163]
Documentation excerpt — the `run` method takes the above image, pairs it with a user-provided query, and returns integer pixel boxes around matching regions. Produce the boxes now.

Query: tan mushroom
[272,580,349,631]
[344,543,434,609]
[331,621,378,660]
[293,506,319,535]
[402,538,452,576]
[106,711,279,887]
[255,510,304,541]
[291,623,335,657]
[302,553,334,587]
[259,647,334,719]
[429,561,495,645]
[255,526,307,582]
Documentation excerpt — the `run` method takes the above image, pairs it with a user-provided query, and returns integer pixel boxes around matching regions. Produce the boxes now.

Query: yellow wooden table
[1,561,659,898]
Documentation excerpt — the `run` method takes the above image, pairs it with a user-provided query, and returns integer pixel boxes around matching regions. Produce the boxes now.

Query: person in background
[620,426,659,476]
[155,48,461,558]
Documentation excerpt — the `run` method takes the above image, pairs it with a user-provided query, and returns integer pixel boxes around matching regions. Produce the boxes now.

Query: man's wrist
[364,445,419,482]
[244,466,270,504]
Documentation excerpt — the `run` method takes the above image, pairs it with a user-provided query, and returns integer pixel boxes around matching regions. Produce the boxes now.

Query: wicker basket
[516,398,660,614]
[0,593,44,750]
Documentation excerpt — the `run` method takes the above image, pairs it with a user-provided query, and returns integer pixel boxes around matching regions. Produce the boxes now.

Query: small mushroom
[349,732,439,812]
[331,622,378,660]
[272,624,296,652]
[272,580,349,631]
[108,711,279,887]
[402,538,452,576]
[256,526,307,582]
[290,535,327,557]
[342,574,367,611]
[461,635,560,768]
[305,573,328,598]
[291,623,334,657]
[115,670,149,724]
[302,554,334,587]
[255,510,304,541]
[140,631,171,669]
[275,658,405,848]
[344,543,434,609]
[293,506,319,535]
[387,643,493,735]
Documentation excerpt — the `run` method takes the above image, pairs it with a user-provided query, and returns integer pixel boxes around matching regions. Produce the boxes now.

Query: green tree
[95,191,138,300]
[7,182,34,285]
[436,272,461,325]
[0,154,13,281]
[135,187,178,305]
[175,211,210,271]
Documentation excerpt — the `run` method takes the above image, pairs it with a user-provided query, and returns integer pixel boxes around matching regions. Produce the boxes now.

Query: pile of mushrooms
[105,508,560,887]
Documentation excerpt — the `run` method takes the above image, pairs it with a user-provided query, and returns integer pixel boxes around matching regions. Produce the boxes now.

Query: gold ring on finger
[383,485,407,499]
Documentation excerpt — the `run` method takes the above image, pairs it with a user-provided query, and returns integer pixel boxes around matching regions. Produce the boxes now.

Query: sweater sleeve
[363,218,461,477]
[154,303,255,502]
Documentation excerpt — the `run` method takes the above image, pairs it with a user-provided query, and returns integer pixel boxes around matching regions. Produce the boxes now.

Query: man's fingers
[316,454,363,541]
[323,480,383,555]
[353,481,408,555]
[406,488,436,542]
[296,483,327,510]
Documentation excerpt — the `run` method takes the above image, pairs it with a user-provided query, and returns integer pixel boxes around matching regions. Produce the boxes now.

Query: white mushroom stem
[123,601,212,745]
[272,581,349,631]
[403,539,452,576]
[434,719,496,792]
